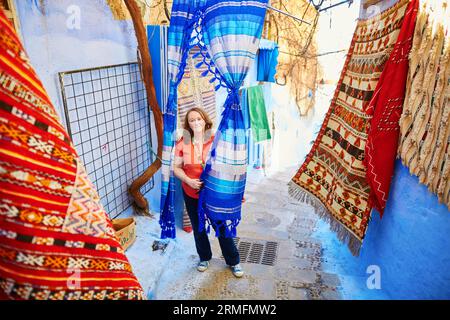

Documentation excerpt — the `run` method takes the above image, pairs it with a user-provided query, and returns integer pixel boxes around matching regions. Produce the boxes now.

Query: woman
[174,107,243,278]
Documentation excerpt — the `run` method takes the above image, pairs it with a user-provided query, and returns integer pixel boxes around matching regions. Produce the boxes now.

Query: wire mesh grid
[59,62,154,219]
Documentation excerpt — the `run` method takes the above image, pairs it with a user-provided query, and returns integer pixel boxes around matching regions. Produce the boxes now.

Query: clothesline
[266,0,357,23]
[278,48,346,58]
[266,4,312,25]
[318,0,354,12]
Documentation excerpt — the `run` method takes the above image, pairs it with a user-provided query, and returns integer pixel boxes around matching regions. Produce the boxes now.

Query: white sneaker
[230,264,244,278]
[197,261,210,272]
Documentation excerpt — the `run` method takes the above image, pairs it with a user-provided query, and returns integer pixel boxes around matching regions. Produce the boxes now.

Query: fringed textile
[177,45,217,136]
[364,0,419,216]
[159,0,268,240]
[0,9,144,299]
[197,0,268,238]
[398,0,450,209]
[288,0,410,256]
[159,0,204,239]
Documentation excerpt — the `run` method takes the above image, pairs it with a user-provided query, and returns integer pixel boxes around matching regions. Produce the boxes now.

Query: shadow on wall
[315,160,450,299]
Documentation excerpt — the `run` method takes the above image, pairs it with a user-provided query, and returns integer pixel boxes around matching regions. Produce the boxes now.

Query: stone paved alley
[126,166,342,300]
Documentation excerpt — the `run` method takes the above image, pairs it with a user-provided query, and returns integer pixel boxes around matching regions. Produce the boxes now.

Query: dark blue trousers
[183,190,240,266]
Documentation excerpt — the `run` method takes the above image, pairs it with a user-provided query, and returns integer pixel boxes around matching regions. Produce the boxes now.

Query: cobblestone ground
[152,166,342,300]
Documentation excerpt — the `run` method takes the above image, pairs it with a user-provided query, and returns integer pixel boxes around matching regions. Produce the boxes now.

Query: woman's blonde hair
[183,107,213,138]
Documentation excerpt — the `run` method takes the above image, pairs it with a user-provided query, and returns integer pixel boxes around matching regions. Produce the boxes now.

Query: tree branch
[124,0,164,217]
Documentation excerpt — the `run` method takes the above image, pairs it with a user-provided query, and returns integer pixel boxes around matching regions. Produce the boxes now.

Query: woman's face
[188,111,205,133]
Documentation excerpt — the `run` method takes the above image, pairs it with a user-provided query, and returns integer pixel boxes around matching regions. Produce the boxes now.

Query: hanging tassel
[287,181,362,256]
[160,225,176,239]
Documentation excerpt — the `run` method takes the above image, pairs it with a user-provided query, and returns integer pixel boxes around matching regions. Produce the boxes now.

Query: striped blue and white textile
[160,0,268,239]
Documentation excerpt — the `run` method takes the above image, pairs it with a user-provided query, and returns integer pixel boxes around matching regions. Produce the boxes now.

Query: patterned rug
[398,0,450,210]
[0,9,144,299]
[288,0,410,256]
[177,45,216,137]
[177,45,216,232]
[364,0,419,215]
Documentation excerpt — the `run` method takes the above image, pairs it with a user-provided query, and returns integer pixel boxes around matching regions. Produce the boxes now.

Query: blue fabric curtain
[240,88,251,130]
[160,0,268,239]
[160,0,203,238]
[197,0,268,237]
[256,39,279,83]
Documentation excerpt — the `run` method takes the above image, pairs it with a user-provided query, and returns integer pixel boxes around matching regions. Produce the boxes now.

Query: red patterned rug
[289,0,413,256]
[0,9,144,299]
[365,0,419,216]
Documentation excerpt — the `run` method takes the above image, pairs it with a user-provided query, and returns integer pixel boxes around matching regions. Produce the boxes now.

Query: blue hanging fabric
[159,0,205,239]
[197,0,269,238]
[160,0,268,239]
[256,39,279,83]
[240,88,251,130]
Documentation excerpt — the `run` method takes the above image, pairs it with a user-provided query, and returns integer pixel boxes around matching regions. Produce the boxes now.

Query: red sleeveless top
[174,135,214,199]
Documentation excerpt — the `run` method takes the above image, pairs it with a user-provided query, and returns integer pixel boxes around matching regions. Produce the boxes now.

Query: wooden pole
[124,0,164,217]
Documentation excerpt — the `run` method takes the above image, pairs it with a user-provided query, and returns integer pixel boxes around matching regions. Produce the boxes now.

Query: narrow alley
[1,0,449,303]
[126,166,341,300]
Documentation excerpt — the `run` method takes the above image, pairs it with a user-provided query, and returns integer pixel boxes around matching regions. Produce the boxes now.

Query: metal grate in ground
[221,237,279,266]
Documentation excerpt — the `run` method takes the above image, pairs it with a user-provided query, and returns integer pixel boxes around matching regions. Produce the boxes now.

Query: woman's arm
[173,139,190,184]
[173,163,203,190]
[173,163,189,183]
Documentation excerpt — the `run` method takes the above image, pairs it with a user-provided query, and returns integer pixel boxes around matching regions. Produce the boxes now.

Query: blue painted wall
[315,151,450,300]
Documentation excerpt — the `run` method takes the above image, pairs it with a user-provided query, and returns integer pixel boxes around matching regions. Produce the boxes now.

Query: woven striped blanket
[0,9,144,299]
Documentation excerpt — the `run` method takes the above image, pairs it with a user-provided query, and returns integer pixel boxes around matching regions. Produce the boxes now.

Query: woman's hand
[186,178,203,190]
[173,165,203,190]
